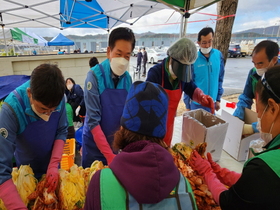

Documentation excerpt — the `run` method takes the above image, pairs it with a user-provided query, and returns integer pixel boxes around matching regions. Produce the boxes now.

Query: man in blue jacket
[0,64,68,209]
[183,27,225,112]
[82,27,135,168]
[233,40,279,134]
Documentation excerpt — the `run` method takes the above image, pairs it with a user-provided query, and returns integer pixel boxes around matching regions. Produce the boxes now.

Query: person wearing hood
[146,37,215,147]
[0,64,68,209]
[82,27,135,167]
[65,77,86,123]
[84,81,198,210]
[233,40,279,135]
[183,27,225,113]
[190,65,280,209]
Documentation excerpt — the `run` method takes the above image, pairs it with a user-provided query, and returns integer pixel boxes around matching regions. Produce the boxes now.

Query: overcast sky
[28,0,280,37]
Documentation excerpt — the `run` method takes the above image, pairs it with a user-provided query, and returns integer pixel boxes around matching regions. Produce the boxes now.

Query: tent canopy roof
[0,0,218,31]
[48,33,74,46]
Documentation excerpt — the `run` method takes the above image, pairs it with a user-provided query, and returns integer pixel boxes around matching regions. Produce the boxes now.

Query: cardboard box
[181,109,229,162]
[221,108,260,161]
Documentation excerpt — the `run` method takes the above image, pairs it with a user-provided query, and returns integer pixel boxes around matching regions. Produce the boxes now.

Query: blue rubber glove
[252,121,259,133]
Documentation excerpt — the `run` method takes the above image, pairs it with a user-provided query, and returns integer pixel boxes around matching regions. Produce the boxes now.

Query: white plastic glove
[75,106,81,116]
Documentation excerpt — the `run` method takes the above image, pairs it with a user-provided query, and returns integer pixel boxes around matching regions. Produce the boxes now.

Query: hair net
[167,37,198,65]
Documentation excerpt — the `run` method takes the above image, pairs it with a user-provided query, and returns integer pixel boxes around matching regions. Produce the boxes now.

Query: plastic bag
[249,138,265,153]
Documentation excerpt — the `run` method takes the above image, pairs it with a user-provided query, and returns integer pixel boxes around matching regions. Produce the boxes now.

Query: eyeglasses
[261,73,280,102]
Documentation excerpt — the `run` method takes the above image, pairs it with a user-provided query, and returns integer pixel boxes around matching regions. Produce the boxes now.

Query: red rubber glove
[45,139,65,193]
[192,88,215,114]
[0,179,27,209]
[190,150,227,205]
[207,153,241,187]
[91,125,116,165]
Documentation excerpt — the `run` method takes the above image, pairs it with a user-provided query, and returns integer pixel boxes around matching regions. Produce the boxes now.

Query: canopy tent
[0,75,30,100]
[25,31,48,46]
[48,33,74,46]
[0,28,38,45]
[11,28,38,45]
[151,0,222,37]
[0,27,42,55]
[0,0,218,32]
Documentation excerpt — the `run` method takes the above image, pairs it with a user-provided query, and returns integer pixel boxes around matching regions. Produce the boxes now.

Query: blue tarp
[0,75,30,100]
[60,0,107,29]
[48,33,74,46]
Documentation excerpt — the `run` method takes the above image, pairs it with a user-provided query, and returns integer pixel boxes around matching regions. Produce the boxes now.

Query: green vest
[245,135,280,178]
[100,168,198,210]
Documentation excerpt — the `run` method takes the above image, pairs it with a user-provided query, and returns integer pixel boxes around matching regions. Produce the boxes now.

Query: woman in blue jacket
[65,77,86,123]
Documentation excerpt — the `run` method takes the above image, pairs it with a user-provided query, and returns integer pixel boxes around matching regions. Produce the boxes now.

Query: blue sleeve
[233,70,255,120]
[146,63,162,85]
[217,53,225,101]
[0,104,18,185]
[75,84,85,107]
[55,100,68,141]
[183,78,197,100]
[183,93,191,109]
[84,70,101,130]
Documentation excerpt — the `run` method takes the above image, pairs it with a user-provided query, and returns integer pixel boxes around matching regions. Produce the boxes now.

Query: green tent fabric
[10,28,38,44]
[150,0,221,11]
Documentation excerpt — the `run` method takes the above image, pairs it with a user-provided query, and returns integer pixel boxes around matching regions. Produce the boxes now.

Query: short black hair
[108,27,135,52]
[256,65,280,105]
[89,57,99,68]
[30,64,65,108]
[253,40,279,62]
[197,27,214,41]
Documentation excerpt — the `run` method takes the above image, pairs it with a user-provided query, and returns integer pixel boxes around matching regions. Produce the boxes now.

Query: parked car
[147,49,166,64]
[228,44,241,58]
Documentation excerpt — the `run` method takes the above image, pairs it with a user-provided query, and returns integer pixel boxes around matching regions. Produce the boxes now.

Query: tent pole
[0,13,8,55]
[12,41,15,56]
[182,18,188,38]
[1,25,8,55]
[179,15,184,38]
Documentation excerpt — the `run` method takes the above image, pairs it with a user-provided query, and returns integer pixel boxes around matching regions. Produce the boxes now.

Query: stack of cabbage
[0,161,105,210]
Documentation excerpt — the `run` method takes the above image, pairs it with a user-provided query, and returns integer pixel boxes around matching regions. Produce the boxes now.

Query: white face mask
[31,104,50,122]
[255,60,273,76]
[67,83,73,91]
[256,105,274,144]
[200,46,212,55]
[110,57,129,76]
[256,68,267,76]
[169,63,177,80]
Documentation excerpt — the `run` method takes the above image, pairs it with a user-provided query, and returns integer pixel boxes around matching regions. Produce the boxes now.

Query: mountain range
[43,25,280,41]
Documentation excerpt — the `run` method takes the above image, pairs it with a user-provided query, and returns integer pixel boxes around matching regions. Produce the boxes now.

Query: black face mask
[171,58,192,83]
